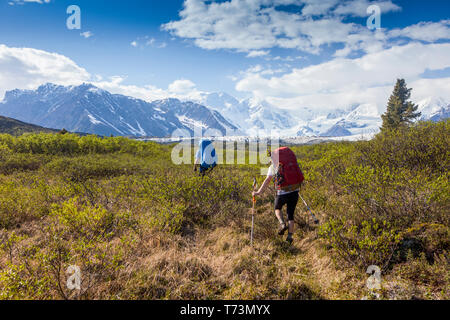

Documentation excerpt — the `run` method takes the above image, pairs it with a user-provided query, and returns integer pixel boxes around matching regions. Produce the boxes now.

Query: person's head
[269,148,281,167]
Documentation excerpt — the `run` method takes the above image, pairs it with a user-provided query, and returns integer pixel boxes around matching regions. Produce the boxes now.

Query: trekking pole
[251,178,257,246]
[299,194,319,224]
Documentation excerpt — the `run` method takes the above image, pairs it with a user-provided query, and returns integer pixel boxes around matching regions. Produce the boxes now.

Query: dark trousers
[274,191,299,221]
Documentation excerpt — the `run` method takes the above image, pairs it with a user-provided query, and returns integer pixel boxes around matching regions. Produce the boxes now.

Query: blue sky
[1,0,266,95]
[0,0,449,111]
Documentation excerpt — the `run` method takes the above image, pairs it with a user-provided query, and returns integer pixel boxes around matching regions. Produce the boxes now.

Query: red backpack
[272,147,304,192]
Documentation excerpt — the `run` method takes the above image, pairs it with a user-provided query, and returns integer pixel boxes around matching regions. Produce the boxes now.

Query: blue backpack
[197,139,217,173]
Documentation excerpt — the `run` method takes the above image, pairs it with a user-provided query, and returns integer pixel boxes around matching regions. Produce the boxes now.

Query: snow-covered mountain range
[195,92,449,137]
[417,97,450,123]
[0,83,448,137]
[0,83,237,137]
[197,92,295,136]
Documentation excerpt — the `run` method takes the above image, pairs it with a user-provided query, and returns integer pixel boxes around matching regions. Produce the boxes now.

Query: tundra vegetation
[0,118,448,300]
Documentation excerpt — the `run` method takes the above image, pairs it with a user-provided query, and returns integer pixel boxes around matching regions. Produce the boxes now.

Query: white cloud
[0,44,90,99]
[92,76,170,101]
[130,36,166,49]
[236,42,450,113]
[334,0,401,17]
[146,38,156,46]
[239,64,286,77]
[166,79,204,100]
[265,77,450,120]
[389,20,450,42]
[272,55,304,62]
[0,44,199,103]
[92,78,204,102]
[168,79,196,94]
[9,0,50,5]
[162,0,401,57]
[80,31,93,39]
[300,0,340,16]
[246,50,270,58]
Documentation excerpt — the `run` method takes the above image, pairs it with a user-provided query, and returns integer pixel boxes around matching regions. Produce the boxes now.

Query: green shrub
[0,154,44,174]
[319,218,402,270]
[358,120,449,174]
[0,179,48,228]
[0,132,165,156]
[45,156,137,181]
[49,198,134,240]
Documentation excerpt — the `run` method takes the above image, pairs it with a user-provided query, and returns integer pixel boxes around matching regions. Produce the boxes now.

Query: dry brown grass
[1,199,447,300]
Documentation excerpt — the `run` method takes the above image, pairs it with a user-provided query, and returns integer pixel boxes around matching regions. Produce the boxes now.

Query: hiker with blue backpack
[193,139,217,176]
[252,147,305,244]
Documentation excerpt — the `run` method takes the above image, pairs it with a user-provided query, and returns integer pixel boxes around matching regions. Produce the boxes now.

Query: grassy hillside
[0,116,58,135]
[0,121,448,300]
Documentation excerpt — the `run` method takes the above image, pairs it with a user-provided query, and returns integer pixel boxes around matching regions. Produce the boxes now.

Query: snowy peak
[37,83,64,93]
[198,92,294,135]
[346,103,379,120]
[418,96,450,122]
[151,98,238,134]
[202,92,240,111]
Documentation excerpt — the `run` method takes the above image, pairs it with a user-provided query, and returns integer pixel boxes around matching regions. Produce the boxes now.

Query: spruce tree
[381,79,421,131]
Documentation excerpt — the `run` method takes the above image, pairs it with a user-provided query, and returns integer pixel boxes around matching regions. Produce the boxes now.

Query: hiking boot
[278,223,288,236]
[286,235,293,245]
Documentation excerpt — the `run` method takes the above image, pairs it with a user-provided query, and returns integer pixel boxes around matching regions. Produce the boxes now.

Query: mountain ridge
[0,115,59,135]
[0,83,238,138]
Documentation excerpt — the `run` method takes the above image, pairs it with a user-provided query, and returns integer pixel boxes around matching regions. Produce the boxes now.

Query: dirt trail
[130,200,361,299]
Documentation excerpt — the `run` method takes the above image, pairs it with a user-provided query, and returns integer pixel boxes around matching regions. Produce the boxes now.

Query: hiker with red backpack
[252,147,304,244]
